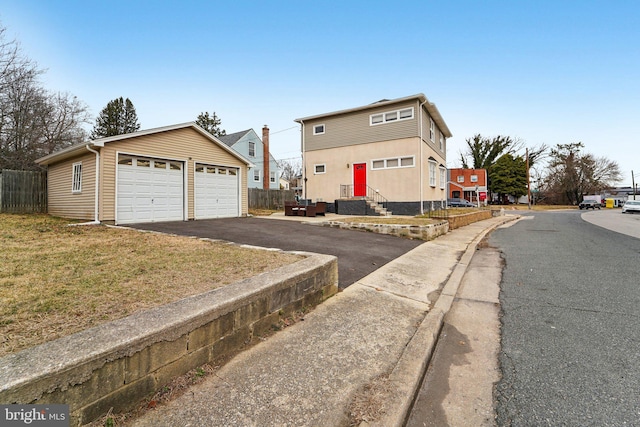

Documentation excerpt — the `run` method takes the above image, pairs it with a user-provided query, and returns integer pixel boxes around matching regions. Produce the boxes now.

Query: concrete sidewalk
[128,215,517,427]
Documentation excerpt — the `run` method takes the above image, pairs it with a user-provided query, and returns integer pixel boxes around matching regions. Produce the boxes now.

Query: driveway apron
[129,217,423,288]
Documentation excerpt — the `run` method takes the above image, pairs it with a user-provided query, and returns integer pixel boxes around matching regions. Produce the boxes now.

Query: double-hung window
[439,167,446,189]
[248,141,256,157]
[253,169,260,182]
[429,161,437,187]
[429,119,435,142]
[72,162,82,193]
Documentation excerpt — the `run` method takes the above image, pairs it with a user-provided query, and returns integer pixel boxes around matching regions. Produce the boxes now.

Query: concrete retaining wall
[0,253,338,426]
[323,220,449,241]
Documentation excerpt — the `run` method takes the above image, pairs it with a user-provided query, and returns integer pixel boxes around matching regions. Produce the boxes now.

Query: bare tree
[0,23,90,170]
[544,142,622,204]
[278,158,302,182]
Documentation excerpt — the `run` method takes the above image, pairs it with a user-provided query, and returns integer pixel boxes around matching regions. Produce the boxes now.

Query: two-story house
[448,168,488,205]
[219,126,280,190]
[294,94,452,215]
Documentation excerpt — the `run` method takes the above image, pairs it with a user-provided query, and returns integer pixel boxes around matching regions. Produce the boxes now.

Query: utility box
[605,198,615,208]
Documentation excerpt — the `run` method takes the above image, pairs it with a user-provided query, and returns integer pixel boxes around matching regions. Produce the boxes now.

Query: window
[385,111,398,122]
[253,169,260,181]
[439,167,446,189]
[137,159,150,167]
[457,175,464,183]
[399,108,413,119]
[370,107,414,126]
[439,134,444,151]
[228,169,237,176]
[154,161,166,169]
[169,162,181,170]
[270,171,276,183]
[429,161,437,187]
[371,156,415,170]
[314,164,326,174]
[248,141,255,157]
[118,156,133,165]
[470,175,478,183]
[313,124,325,135]
[72,162,82,193]
[429,118,435,141]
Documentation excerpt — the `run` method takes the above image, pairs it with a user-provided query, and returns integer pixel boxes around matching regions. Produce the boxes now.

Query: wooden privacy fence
[248,188,295,210]
[0,169,47,213]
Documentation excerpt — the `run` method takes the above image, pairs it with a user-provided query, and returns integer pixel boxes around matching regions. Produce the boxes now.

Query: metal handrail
[340,184,389,206]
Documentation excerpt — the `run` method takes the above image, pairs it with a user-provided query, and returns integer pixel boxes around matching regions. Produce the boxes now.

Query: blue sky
[2,0,638,185]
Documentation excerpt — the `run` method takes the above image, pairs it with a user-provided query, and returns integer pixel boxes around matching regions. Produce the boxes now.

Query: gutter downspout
[418,99,428,215]
[85,144,100,223]
[299,120,306,199]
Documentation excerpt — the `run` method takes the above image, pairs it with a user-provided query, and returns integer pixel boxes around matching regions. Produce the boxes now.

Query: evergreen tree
[195,111,226,137]
[489,153,528,203]
[90,97,140,139]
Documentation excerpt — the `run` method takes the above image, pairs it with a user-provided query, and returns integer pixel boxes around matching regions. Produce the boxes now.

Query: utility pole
[526,148,531,210]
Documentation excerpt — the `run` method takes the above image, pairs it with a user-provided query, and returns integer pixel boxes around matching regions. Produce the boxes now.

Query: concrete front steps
[366,199,392,216]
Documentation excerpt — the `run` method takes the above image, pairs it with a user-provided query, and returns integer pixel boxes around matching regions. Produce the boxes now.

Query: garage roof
[36,122,254,167]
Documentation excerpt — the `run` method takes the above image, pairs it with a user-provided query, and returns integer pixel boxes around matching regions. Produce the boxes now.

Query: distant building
[447,168,488,204]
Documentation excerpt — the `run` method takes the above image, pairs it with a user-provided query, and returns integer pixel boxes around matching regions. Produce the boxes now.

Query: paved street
[491,210,640,425]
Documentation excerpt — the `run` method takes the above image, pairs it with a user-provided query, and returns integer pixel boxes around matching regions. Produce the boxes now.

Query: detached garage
[36,122,252,224]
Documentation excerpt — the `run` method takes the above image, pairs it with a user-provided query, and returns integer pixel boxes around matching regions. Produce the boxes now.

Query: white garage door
[117,155,184,224]
[194,164,239,219]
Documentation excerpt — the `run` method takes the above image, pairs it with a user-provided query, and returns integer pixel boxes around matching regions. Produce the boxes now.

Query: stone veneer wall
[0,253,338,426]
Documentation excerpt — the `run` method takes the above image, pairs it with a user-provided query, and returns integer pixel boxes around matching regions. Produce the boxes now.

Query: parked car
[447,198,476,208]
[622,200,640,214]
[578,200,601,210]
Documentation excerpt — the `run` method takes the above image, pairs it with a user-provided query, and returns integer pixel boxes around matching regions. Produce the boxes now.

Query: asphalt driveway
[130,217,423,288]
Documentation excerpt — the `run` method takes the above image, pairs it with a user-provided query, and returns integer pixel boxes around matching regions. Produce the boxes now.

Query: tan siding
[304,137,447,203]
[304,100,420,152]
[100,127,248,221]
[48,153,96,220]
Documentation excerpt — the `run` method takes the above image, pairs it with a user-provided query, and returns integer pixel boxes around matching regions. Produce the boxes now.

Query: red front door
[353,163,366,197]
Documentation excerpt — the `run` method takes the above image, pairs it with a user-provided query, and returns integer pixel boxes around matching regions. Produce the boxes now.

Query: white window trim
[457,175,464,183]
[371,156,415,170]
[439,167,446,189]
[428,161,437,187]
[429,118,435,142]
[470,175,478,183]
[253,169,261,182]
[72,162,82,193]
[313,124,325,135]
[270,171,276,183]
[370,107,414,126]
[248,141,256,157]
[314,164,326,174]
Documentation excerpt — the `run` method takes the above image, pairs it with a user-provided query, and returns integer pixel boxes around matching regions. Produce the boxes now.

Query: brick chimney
[262,125,270,190]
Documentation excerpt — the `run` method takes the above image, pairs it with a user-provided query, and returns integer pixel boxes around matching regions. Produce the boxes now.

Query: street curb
[367,215,519,427]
